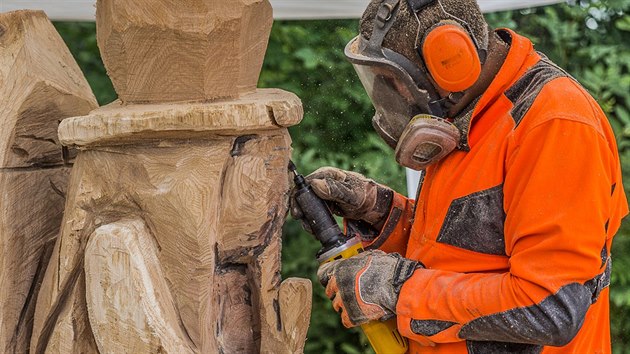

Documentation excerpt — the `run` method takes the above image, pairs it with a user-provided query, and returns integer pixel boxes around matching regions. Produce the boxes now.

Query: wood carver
[27,1,312,353]
[0,10,98,354]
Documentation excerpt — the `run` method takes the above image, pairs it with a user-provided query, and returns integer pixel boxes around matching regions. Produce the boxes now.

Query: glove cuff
[363,185,394,228]
[345,219,380,243]
[392,256,424,295]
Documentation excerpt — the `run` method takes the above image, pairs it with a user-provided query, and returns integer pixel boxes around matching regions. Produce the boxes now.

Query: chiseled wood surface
[96,0,273,103]
[27,0,312,351]
[0,10,97,168]
[32,92,311,353]
[0,10,98,354]
[58,89,304,147]
[85,220,196,354]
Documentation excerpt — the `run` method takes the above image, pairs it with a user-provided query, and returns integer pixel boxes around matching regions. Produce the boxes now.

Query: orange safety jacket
[360,29,629,354]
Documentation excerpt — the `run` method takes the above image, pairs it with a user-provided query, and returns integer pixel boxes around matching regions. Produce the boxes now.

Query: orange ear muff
[422,23,481,93]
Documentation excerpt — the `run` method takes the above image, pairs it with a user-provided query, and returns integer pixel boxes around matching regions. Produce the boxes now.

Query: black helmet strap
[363,0,401,56]
[406,0,437,12]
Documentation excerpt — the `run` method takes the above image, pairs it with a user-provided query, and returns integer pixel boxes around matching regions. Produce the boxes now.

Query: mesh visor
[345,36,435,148]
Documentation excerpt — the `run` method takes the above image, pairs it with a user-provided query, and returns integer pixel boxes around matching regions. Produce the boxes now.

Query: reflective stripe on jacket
[363,28,629,354]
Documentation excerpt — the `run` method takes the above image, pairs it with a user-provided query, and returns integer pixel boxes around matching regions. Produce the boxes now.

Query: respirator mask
[345,0,484,170]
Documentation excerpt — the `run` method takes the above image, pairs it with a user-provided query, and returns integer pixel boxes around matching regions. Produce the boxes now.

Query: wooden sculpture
[0,10,98,354]
[97,0,273,103]
[30,1,312,353]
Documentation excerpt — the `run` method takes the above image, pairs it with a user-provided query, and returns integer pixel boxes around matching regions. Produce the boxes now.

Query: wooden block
[96,0,273,103]
[276,278,313,354]
[0,169,69,353]
[215,270,257,353]
[85,220,196,354]
[255,244,313,354]
[0,10,97,169]
[43,272,99,354]
[0,10,97,354]
[29,0,312,351]
[33,121,311,353]
[58,89,304,147]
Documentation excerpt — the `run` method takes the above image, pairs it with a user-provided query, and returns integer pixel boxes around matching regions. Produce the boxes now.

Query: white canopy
[0,0,564,21]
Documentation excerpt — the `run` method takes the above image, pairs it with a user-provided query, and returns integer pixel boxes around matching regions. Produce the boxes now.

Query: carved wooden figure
[30,1,312,353]
[0,10,98,354]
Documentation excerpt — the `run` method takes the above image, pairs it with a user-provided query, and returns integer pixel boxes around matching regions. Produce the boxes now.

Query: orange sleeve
[395,118,628,345]
[344,192,415,255]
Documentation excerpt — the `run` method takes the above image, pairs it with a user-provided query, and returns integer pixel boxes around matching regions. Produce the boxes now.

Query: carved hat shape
[96,0,273,104]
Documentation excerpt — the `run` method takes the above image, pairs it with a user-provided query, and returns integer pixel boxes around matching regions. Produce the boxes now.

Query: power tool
[289,161,408,354]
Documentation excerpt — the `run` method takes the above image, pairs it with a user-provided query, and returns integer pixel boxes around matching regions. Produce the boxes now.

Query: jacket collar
[455,28,540,150]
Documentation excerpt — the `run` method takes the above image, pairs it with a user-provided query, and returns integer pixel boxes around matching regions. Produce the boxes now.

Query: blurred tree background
[54,0,629,352]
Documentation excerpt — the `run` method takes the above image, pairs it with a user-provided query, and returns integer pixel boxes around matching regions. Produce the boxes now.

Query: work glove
[317,250,422,328]
[290,167,394,232]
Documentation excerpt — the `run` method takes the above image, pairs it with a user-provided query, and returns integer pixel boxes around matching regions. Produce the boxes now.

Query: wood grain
[58,89,304,147]
[276,278,313,354]
[33,97,311,353]
[29,0,312,351]
[0,10,97,354]
[96,0,273,103]
[0,10,97,168]
[85,220,196,354]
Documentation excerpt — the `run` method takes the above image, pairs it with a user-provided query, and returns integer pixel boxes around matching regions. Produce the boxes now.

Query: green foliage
[54,1,630,351]
[53,22,116,105]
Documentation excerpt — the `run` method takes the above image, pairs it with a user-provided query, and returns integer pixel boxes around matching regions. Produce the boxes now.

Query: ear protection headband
[406,0,487,93]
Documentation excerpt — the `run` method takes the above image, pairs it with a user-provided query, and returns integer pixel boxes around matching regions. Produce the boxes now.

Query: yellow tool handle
[322,239,409,354]
[362,318,408,354]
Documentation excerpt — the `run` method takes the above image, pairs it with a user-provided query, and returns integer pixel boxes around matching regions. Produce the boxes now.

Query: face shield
[344,0,466,170]
[345,36,443,149]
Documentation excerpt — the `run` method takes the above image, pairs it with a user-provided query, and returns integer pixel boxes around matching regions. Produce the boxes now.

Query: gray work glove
[317,250,423,328]
[290,167,394,232]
